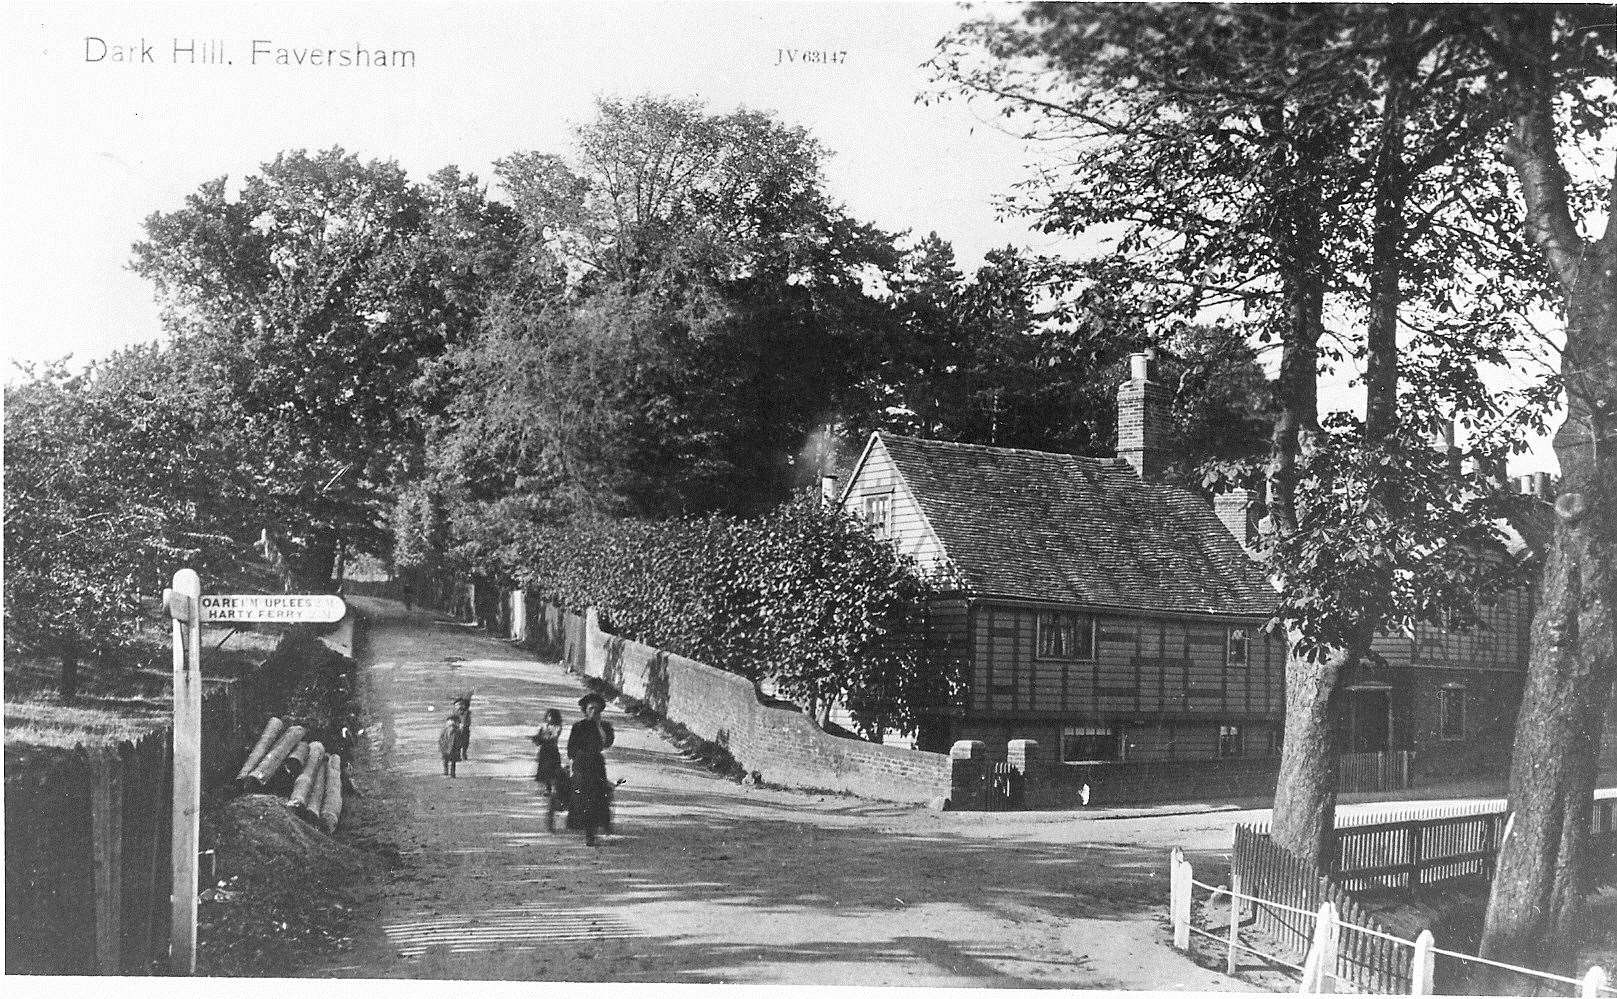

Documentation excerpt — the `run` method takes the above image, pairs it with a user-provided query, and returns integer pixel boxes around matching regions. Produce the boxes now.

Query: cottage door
[1342,688,1392,753]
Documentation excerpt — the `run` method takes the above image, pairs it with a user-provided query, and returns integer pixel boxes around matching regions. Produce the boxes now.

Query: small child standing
[439,714,462,777]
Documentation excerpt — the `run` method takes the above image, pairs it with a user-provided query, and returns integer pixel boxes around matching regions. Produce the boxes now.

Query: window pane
[1228,628,1249,665]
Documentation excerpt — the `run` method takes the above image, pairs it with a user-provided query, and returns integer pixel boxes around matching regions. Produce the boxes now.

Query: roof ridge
[877,431,1128,467]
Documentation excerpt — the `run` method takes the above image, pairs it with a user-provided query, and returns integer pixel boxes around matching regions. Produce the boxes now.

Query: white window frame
[1036,611,1097,662]
[1060,724,1123,763]
[862,492,893,540]
[1219,724,1244,758]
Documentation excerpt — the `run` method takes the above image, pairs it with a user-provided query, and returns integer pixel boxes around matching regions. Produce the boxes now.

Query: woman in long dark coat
[566,693,615,845]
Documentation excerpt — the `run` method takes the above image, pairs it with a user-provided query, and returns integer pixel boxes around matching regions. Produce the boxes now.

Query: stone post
[1007,738,1040,807]
[584,606,602,679]
[948,740,987,810]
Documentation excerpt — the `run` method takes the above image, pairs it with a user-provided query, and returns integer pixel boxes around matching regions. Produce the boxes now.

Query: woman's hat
[578,692,606,711]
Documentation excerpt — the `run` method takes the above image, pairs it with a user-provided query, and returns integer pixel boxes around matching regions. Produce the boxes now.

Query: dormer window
[1037,611,1096,661]
[862,493,892,540]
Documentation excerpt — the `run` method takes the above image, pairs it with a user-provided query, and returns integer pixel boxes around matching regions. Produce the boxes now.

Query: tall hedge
[457,492,959,738]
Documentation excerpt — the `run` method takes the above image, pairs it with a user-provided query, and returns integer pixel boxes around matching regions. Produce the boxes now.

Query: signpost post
[162,574,346,974]
[164,569,202,975]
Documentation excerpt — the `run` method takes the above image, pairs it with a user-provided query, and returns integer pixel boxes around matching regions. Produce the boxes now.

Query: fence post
[1410,929,1435,996]
[1583,966,1608,999]
[1407,822,1423,892]
[1170,847,1192,951]
[1298,901,1339,995]
[90,748,123,974]
[1226,872,1241,974]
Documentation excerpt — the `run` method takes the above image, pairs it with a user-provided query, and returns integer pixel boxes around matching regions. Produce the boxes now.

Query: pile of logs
[235,717,345,833]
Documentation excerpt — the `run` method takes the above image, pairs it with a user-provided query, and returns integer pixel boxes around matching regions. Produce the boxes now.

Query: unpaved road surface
[318,599,1258,989]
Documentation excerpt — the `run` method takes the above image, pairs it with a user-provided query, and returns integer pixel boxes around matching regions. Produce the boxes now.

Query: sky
[2,1,1047,362]
[0,0,1568,472]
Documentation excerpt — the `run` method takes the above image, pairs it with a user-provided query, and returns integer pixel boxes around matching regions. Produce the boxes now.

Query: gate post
[1169,847,1192,951]
[1411,929,1435,996]
[948,741,987,810]
[1007,739,1039,807]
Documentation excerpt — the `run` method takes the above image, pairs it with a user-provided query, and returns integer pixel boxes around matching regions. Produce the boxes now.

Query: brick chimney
[1430,418,1461,477]
[1214,489,1258,547]
[1117,350,1171,480]
[820,474,840,507]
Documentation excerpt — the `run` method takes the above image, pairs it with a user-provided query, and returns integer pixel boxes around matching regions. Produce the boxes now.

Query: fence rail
[1246,791,1617,893]
[1170,846,1614,996]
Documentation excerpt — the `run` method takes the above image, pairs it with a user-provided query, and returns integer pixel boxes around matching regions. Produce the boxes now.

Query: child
[532,708,567,831]
[453,693,474,761]
[439,714,461,777]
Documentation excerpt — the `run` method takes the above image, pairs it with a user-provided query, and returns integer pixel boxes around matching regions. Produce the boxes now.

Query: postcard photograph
[3,2,1615,996]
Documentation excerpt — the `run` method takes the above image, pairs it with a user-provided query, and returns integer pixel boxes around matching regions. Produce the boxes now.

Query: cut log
[294,760,328,824]
[317,754,344,834]
[281,741,311,779]
[286,742,327,810]
[235,717,285,780]
[241,724,306,789]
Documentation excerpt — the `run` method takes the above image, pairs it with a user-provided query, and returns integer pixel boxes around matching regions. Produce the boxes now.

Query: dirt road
[318,599,1256,989]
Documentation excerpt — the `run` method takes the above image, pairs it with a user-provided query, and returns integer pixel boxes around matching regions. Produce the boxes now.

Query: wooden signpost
[163,570,347,974]
[164,569,203,976]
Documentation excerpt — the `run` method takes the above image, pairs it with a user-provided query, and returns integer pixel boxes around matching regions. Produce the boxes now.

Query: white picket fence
[1168,847,1614,996]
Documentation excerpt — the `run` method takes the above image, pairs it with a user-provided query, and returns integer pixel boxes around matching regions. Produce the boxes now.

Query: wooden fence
[1247,792,1617,893]
[1230,825,1412,992]
[1338,749,1414,793]
[1196,840,1616,996]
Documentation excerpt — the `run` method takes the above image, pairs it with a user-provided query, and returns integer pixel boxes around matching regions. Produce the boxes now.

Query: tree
[1458,6,1616,983]
[436,97,905,526]
[131,148,516,588]
[931,2,1562,868]
[2,349,259,696]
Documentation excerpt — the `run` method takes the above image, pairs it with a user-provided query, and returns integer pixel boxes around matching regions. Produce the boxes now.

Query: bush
[456,492,959,738]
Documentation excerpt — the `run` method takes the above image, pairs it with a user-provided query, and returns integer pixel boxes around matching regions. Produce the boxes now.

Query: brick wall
[1032,754,1282,807]
[574,606,951,803]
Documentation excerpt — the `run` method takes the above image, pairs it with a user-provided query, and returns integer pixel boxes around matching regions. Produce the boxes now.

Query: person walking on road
[532,708,565,791]
[438,714,462,777]
[566,693,615,845]
[452,693,473,761]
[532,708,568,831]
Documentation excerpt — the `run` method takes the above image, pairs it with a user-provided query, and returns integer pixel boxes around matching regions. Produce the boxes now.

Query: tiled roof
[877,433,1276,618]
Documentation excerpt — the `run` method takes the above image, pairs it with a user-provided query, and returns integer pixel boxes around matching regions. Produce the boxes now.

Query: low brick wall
[575,607,950,803]
[1030,755,1282,808]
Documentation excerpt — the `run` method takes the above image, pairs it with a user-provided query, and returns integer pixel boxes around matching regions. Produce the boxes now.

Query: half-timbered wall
[965,602,1282,722]
[1366,581,1533,673]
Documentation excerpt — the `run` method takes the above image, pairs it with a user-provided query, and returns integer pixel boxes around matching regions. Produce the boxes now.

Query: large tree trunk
[1264,124,1347,867]
[1363,7,1411,444]
[1473,8,1617,986]
[1476,494,1616,986]
[1272,643,1350,864]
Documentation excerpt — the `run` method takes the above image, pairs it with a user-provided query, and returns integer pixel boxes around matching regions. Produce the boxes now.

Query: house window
[1439,685,1466,741]
[1037,611,1096,661]
[1061,725,1123,763]
[1227,627,1250,666]
[1219,725,1244,758]
[862,493,892,540]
